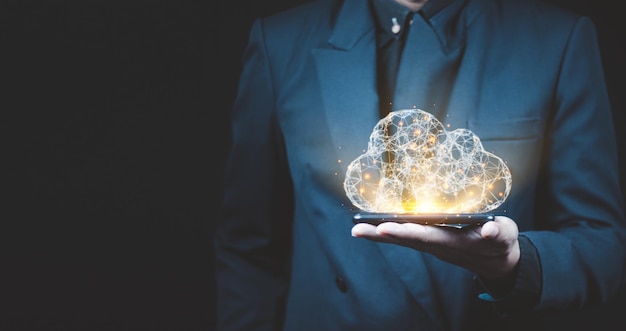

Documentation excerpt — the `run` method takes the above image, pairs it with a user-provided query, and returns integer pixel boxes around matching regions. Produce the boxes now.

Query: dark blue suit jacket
[215,0,626,330]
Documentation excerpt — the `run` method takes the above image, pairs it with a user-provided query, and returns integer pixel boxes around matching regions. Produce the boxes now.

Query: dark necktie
[377,12,414,118]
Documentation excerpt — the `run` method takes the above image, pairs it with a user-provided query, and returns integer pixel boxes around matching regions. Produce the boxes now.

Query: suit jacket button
[335,276,348,293]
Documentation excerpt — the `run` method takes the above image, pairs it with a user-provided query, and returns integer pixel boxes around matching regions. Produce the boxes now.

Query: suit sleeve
[214,18,294,331]
[521,16,626,310]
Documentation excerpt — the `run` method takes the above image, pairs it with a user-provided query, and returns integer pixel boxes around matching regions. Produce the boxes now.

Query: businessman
[215,0,626,329]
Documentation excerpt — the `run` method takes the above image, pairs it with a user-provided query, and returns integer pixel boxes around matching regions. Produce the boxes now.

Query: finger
[376,222,458,248]
[351,223,378,237]
[480,216,519,245]
[480,221,499,239]
[376,222,427,239]
[352,223,404,245]
[375,222,470,251]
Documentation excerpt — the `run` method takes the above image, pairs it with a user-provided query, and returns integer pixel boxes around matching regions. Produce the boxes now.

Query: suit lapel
[312,0,380,159]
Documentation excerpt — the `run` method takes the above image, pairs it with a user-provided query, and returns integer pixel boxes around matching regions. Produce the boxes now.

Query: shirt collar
[370,0,456,46]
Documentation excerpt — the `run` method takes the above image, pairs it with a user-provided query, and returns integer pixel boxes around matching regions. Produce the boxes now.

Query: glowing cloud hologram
[343,109,511,214]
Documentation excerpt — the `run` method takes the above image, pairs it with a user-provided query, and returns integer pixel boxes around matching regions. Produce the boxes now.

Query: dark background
[0,0,623,330]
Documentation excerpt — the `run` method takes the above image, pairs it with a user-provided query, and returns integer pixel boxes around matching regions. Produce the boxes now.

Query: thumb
[480,219,500,240]
[480,216,519,242]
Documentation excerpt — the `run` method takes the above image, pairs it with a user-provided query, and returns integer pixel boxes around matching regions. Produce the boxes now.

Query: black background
[0,0,624,330]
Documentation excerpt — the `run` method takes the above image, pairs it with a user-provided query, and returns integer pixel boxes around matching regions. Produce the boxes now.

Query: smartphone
[352,212,495,229]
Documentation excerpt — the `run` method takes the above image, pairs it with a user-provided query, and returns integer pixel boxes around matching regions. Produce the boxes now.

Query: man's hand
[351,216,520,280]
